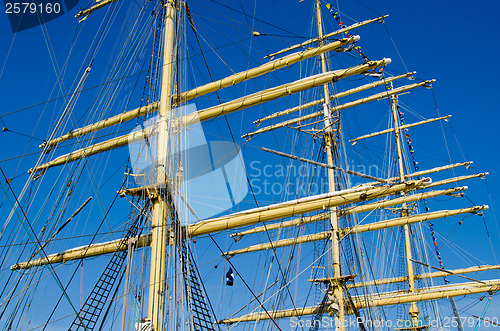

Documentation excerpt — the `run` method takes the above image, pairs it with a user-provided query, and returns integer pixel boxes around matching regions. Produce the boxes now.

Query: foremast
[314,0,344,329]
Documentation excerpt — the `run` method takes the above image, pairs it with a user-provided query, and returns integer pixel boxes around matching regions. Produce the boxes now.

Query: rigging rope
[186,2,306,319]
[472,296,492,331]
[0,166,85,327]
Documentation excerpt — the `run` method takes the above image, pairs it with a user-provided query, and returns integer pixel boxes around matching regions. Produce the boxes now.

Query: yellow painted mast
[314,0,344,328]
[148,0,176,329]
[389,84,421,327]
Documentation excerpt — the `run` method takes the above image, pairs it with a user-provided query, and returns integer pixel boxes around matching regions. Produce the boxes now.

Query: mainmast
[314,0,344,328]
[149,0,177,330]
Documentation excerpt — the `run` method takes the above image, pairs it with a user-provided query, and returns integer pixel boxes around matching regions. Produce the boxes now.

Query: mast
[314,0,344,329]
[148,0,176,329]
[389,86,420,326]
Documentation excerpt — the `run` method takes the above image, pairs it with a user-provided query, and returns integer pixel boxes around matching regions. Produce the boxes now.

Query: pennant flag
[326,6,370,62]
[394,101,449,274]
[226,268,234,286]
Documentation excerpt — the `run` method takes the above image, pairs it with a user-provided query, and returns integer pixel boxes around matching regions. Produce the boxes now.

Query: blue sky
[3,0,498,192]
[1,2,499,184]
[0,0,499,329]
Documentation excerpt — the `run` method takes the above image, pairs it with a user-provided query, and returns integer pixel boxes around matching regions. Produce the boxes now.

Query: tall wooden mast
[314,0,344,329]
[148,0,177,329]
